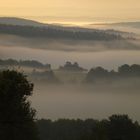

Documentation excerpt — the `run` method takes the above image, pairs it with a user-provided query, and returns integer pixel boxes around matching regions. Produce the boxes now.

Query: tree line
[85,64,140,83]
[0,59,51,69]
[1,60,140,84]
[59,61,87,72]
[37,115,140,140]
[30,63,140,84]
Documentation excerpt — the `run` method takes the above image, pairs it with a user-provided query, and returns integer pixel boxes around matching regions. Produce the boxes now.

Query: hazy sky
[0,0,140,23]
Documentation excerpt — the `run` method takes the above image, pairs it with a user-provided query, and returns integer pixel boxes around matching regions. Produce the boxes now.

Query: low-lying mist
[0,34,140,52]
[31,80,140,121]
[1,45,140,70]
[1,24,140,122]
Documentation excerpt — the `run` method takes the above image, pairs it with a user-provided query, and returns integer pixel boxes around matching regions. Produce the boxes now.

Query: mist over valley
[1,17,140,122]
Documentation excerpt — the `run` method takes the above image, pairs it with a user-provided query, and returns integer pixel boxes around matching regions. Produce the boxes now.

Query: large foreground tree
[0,70,39,140]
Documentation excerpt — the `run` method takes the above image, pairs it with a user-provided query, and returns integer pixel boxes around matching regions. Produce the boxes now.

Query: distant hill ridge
[0,17,123,41]
[0,17,47,27]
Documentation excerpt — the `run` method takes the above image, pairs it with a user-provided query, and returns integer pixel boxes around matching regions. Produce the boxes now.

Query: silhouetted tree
[85,67,110,83]
[0,70,39,140]
[118,64,130,75]
[59,61,87,72]
[108,115,139,140]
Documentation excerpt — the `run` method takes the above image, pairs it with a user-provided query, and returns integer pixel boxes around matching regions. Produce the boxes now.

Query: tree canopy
[37,115,140,140]
[0,70,39,140]
[85,64,140,83]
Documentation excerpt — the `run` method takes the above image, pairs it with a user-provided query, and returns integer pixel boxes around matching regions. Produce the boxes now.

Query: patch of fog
[30,84,140,121]
[0,33,140,121]
[1,45,140,70]
[0,34,140,51]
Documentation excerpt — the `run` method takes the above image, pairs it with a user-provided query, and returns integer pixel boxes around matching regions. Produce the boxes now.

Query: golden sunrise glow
[0,0,140,23]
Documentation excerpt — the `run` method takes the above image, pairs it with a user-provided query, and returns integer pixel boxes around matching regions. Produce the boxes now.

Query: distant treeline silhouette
[1,59,140,84]
[0,59,51,69]
[0,24,122,41]
[59,61,87,72]
[85,64,140,83]
[37,115,140,140]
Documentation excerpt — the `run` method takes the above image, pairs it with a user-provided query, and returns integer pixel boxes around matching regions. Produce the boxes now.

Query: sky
[0,0,140,23]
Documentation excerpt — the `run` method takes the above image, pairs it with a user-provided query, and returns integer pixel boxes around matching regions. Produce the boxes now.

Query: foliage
[85,64,140,83]
[0,70,39,140]
[37,115,140,140]
[0,59,51,69]
[59,61,87,72]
